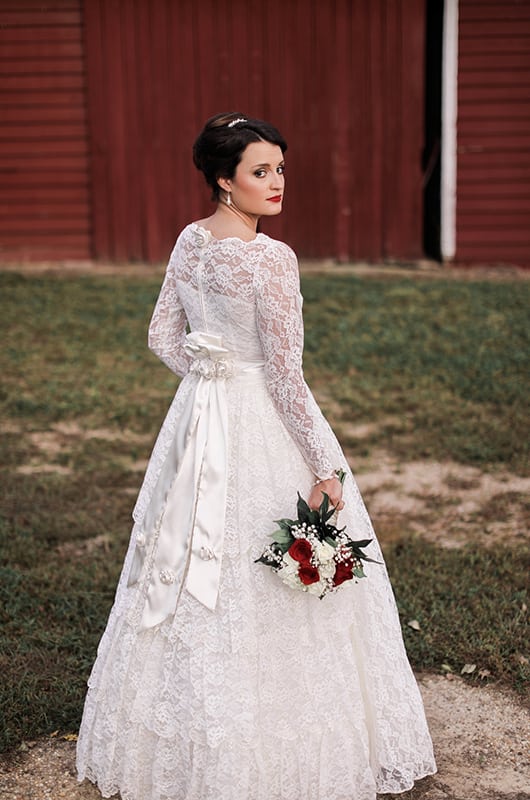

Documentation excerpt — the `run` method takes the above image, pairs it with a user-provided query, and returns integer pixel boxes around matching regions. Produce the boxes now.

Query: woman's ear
[217,176,231,194]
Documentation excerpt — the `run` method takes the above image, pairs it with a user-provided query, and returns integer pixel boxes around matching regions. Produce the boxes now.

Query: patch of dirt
[17,463,73,476]
[5,421,152,478]
[0,676,528,800]
[56,533,113,559]
[16,417,529,553]
[346,445,529,549]
[28,421,152,447]
[381,675,530,800]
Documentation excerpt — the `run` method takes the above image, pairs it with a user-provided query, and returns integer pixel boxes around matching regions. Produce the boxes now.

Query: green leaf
[308,509,320,526]
[319,492,329,519]
[347,537,382,564]
[348,538,373,549]
[324,536,338,548]
[273,529,295,546]
[296,493,312,523]
[324,507,337,522]
[353,566,366,579]
[350,548,381,565]
[255,554,278,567]
[335,468,347,485]
[274,518,295,531]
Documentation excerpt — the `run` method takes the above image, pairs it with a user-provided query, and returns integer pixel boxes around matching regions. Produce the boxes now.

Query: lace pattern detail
[253,241,339,479]
[147,243,192,378]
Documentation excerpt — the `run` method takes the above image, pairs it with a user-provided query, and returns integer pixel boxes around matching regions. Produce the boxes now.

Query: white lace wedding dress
[76,223,436,800]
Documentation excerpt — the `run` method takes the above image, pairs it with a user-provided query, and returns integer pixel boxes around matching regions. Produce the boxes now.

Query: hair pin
[227,118,247,128]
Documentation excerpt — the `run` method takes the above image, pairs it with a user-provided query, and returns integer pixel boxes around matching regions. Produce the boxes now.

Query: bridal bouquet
[255,471,377,598]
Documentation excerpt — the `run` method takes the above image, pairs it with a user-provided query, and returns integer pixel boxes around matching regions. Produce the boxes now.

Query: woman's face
[219,141,285,216]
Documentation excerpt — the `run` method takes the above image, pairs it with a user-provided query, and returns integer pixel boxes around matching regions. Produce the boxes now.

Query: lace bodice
[147,223,338,481]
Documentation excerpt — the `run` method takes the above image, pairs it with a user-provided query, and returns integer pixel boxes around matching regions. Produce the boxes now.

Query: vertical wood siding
[83,0,425,263]
[0,0,91,260]
[457,0,530,265]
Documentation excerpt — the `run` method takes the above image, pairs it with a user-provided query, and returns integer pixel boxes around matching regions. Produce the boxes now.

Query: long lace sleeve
[254,241,339,481]
[148,244,191,377]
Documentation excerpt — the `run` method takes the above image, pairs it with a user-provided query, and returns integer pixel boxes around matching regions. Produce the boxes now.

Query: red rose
[298,564,320,585]
[333,560,354,587]
[288,538,313,564]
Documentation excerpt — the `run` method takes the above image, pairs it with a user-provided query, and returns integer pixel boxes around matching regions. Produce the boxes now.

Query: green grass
[0,474,127,751]
[2,271,528,469]
[386,538,529,692]
[302,276,529,472]
[0,270,529,752]
[0,271,173,431]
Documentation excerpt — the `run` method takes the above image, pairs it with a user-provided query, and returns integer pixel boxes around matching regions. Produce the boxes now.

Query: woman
[77,112,436,799]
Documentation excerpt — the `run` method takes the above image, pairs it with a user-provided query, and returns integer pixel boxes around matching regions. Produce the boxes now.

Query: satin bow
[128,332,232,629]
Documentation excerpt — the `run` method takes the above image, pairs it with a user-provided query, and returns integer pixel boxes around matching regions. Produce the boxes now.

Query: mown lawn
[0,270,528,752]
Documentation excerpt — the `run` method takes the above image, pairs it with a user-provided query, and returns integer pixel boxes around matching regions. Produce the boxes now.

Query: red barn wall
[0,0,91,260]
[0,0,425,263]
[457,0,530,265]
[83,0,425,263]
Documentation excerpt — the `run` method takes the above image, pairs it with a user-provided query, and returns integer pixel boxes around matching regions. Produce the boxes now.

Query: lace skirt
[76,375,436,800]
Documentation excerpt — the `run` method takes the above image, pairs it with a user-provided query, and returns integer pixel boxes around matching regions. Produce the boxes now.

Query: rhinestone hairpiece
[227,118,247,128]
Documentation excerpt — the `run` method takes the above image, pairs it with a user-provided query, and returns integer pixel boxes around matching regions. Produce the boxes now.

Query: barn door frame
[441,0,459,261]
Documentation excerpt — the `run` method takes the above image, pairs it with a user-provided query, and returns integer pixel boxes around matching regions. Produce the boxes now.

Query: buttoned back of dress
[176,225,270,366]
[134,222,341,531]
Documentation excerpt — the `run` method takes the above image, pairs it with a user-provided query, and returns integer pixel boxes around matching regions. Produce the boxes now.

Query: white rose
[281,553,300,574]
[315,541,335,564]
[305,579,327,597]
[278,566,302,591]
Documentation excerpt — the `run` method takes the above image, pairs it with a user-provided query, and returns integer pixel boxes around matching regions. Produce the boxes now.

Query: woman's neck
[202,203,260,242]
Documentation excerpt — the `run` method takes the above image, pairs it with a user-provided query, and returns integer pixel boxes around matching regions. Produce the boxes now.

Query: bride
[76,112,436,799]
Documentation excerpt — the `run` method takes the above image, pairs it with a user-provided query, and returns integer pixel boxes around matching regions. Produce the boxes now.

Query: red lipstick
[267,196,282,203]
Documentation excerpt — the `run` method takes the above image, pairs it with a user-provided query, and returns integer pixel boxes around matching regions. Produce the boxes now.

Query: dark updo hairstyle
[193,112,287,200]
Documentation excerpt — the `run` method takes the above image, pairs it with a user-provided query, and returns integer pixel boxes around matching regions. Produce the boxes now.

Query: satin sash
[127,331,263,630]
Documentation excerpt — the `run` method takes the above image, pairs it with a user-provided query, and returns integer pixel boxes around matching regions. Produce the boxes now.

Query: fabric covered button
[136,532,146,548]
[159,569,176,585]
[199,547,215,561]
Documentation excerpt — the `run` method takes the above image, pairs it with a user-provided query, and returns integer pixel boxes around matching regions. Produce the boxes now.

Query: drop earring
[226,191,231,207]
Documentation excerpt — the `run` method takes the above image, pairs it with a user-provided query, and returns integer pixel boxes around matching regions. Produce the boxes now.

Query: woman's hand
[308,476,345,512]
